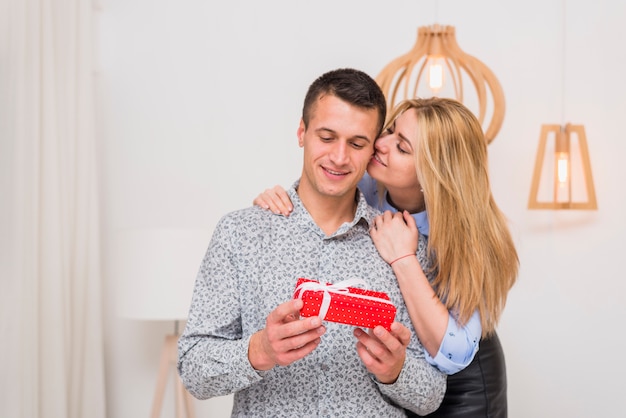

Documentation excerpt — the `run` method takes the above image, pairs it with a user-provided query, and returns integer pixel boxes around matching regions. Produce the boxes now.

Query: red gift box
[293,278,396,330]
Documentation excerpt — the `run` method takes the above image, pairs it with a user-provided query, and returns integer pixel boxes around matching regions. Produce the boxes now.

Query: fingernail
[310,317,321,327]
[354,328,363,337]
[374,327,384,337]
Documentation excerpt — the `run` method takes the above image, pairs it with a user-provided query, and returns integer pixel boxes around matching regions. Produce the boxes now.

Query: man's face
[298,94,379,202]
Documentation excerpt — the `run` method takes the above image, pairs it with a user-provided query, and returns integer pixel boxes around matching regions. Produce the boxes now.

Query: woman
[254,97,518,417]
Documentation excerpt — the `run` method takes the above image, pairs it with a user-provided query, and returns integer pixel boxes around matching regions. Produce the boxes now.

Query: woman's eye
[397,144,409,154]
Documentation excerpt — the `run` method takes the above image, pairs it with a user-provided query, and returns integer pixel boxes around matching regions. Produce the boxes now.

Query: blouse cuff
[424,311,481,375]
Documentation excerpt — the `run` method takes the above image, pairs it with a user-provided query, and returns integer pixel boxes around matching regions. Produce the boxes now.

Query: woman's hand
[370,210,419,264]
[253,185,293,216]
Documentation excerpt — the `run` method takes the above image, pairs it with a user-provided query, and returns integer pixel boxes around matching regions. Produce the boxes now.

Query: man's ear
[297,119,305,147]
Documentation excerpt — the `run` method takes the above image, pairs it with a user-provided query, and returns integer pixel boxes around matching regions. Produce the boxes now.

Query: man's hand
[249,299,326,371]
[353,322,411,384]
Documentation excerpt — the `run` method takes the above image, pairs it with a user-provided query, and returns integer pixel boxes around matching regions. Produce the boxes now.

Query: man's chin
[319,184,359,200]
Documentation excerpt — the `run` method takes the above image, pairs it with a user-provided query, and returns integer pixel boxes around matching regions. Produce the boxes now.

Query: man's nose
[330,141,349,164]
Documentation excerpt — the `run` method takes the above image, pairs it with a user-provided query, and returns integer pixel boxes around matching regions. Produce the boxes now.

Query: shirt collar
[287,179,375,237]
[380,191,430,237]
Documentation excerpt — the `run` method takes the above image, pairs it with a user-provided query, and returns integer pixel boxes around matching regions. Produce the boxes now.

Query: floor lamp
[151,324,195,418]
[113,228,211,418]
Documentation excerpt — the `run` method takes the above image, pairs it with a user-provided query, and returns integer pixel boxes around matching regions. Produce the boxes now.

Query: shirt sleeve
[425,309,481,375]
[375,352,447,416]
[177,215,264,399]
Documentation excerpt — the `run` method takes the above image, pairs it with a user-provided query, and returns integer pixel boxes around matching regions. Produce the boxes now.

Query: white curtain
[0,0,106,417]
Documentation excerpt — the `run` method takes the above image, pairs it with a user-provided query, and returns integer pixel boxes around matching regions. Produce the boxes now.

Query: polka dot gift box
[293,277,397,330]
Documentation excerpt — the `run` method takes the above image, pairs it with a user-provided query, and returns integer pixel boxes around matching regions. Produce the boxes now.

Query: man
[178,68,446,417]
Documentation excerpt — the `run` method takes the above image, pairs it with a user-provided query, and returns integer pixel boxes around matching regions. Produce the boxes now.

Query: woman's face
[367,109,421,193]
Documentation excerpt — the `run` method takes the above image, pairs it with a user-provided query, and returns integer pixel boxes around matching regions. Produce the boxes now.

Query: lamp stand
[150,333,195,418]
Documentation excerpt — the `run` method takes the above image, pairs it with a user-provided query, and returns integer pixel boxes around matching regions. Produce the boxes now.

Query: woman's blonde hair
[384,97,518,336]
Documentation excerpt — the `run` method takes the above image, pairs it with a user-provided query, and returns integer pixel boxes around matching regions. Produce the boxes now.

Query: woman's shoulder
[358,173,379,207]
[358,173,377,191]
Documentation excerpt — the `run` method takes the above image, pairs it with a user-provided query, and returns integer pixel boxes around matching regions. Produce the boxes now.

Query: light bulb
[557,152,569,185]
[428,57,444,91]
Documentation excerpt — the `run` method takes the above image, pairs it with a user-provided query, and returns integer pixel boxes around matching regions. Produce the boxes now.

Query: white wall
[95,1,626,417]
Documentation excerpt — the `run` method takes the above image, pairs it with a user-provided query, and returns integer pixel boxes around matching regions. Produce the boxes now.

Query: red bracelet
[389,253,415,265]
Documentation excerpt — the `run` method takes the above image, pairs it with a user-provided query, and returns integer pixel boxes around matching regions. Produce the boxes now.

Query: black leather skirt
[408,332,507,418]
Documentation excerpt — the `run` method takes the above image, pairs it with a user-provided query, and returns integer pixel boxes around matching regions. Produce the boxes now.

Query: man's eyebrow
[315,127,336,135]
[354,134,373,143]
[315,127,373,143]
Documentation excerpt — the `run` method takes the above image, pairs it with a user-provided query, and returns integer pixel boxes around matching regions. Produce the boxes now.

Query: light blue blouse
[359,174,481,375]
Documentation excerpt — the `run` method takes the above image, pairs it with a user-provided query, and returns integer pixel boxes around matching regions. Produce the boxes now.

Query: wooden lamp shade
[528,123,597,210]
[376,24,505,143]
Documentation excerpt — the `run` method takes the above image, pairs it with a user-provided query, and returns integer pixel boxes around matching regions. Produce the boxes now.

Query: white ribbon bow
[293,278,394,320]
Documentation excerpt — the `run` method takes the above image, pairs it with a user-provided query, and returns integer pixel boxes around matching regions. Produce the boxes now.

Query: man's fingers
[354,324,409,358]
[273,336,323,367]
[266,300,325,345]
[389,322,412,347]
[267,299,303,325]
[354,325,408,384]
[268,317,326,367]
[279,316,324,341]
[261,299,327,367]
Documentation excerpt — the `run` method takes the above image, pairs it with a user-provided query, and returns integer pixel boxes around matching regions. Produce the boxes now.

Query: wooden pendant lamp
[528,1,597,211]
[527,123,597,210]
[375,24,505,143]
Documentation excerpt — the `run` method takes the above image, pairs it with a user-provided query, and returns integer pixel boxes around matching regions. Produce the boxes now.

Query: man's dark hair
[302,68,387,137]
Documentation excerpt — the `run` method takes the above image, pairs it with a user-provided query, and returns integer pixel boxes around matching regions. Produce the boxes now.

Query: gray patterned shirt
[178,181,446,417]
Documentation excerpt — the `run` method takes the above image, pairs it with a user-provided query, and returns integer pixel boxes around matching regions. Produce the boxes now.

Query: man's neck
[296,184,358,236]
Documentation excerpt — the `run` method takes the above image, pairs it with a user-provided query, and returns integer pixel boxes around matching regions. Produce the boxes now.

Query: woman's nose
[374,135,390,153]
